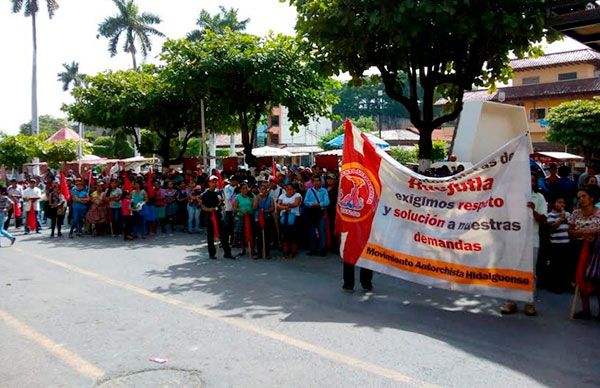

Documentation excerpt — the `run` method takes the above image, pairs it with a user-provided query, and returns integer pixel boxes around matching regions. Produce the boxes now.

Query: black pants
[207,213,231,258]
[3,208,22,230]
[50,215,64,235]
[546,242,573,291]
[224,211,235,245]
[255,217,273,257]
[122,216,133,237]
[343,262,373,290]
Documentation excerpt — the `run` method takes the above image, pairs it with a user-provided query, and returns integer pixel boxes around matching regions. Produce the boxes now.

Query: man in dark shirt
[549,165,578,212]
[201,175,233,260]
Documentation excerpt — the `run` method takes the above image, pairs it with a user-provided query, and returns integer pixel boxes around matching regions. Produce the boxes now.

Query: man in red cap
[201,175,233,260]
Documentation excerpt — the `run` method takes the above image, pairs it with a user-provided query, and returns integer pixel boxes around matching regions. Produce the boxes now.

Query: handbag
[585,237,600,284]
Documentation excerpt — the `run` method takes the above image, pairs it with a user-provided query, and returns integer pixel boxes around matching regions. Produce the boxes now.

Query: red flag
[146,169,155,198]
[211,212,220,240]
[14,202,22,217]
[258,209,265,229]
[244,214,253,249]
[60,172,71,202]
[123,174,133,192]
[336,119,383,265]
[215,169,224,190]
[272,159,277,178]
[27,207,37,231]
[88,170,94,189]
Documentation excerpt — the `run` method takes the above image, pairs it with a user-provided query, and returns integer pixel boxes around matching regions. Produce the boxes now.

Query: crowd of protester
[1,158,599,320]
[0,165,340,261]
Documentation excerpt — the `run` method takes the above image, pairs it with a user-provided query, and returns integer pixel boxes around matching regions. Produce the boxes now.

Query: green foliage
[547,98,600,157]
[161,31,339,164]
[0,134,44,169]
[57,61,87,91]
[334,78,410,120]
[97,0,164,69]
[416,140,448,162]
[11,0,59,18]
[92,134,134,159]
[318,116,373,149]
[187,6,249,41]
[290,0,552,160]
[390,147,418,164]
[40,140,79,169]
[19,114,67,136]
[184,138,201,158]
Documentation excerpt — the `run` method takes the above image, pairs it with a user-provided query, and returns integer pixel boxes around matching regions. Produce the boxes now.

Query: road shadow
[145,249,599,388]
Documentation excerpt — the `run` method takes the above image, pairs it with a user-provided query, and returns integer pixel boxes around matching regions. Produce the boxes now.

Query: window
[558,72,577,81]
[522,76,540,85]
[270,115,280,127]
[529,108,546,122]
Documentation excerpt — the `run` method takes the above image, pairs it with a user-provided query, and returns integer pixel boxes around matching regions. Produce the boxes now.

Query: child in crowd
[545,197,572,293]
[121,191,133,241]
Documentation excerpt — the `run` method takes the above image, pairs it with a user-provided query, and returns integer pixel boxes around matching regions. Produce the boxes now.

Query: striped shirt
[547,210,570,244]
[0,195,14,213]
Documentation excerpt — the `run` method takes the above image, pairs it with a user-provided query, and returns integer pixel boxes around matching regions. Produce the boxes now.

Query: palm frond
[139,12,162,26]
[109,34,121,57]
[11,0,24,14]
[46,0,59,18]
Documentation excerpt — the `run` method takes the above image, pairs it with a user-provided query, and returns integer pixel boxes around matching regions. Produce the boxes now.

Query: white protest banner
[336,120,534,302]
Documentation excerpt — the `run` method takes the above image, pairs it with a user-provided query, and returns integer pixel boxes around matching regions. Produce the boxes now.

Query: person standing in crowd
[326,173,338,252]
[545,163,559,186]
[501,174,547,316]
[22,178,42,234]
[545,197,572,293]
[342,262,373,293]
[0,186,16,247]
[176,180,190,232]
[548,165,578,212]
[232,182,255,257]
[568,185,600,319]
[269,177,284,249]
[154,180,168,234]
[201,175,232,260]
[164,180,178,235]
[87,183,108,236]
[223,175,239,246]
[187,185,202,234]
[3,179,22,231]
[47,184,66,238]
[131,181,147,239]
[253,181,274,259]
[578,160,600,189]
[304,174,330,256]
[107,179,122,237]
[278,183,302,258]
[121,191,134,241]
[69,180,89,238]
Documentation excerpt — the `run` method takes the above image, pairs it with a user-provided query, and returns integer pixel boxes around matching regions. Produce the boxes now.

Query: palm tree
[187,6,250,41]
[11,0,59,136]
[97,0,164,69]
[57,61,87,91]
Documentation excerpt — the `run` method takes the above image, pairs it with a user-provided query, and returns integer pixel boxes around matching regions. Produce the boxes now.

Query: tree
[547,98,600,159]
[10,0,59,135]
[92,134,134,159]
[0,134,44,169]
[64,66,213,166]
[19,114,67,137]
[97,0,164,69]
[40,140,79,169]
[390,140,447,164]
[161,31,338,165]
[187,6,250,41]
[57,61,87,91]
[290,0,553,165]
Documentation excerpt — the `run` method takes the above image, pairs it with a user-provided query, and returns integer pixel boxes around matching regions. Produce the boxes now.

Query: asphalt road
[0,229,598,388]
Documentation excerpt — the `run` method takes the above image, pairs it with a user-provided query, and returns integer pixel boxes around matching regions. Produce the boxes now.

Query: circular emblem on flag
[337,162,380,222]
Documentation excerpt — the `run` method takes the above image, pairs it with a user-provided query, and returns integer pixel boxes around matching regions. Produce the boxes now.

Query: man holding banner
[336,119,535,305]
[201,175,233,260]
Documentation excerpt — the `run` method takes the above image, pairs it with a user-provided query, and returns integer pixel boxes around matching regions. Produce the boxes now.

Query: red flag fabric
[27,207,37,231]
[211,212,220,240]
[336,119,383,266]
[60,172,71,202]
[146,169,155,198]
[244,214,253,249]
[258,209,265,229]
[14,202,22,217]
[215,169,225,190]
[272,159,277,178]
[88,170,94,189]
[123,174,133,192]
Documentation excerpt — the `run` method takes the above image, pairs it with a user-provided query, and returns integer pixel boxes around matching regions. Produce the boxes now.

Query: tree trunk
[209,132,216,171]
[130,45,137,70]
[417,126,433,171]
[160,136,171,167]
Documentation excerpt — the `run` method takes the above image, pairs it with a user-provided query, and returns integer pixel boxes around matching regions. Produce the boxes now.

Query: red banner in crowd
[146,168,155,198]
[244,214,253,251]
[27,207,37,231]
[60,172,71,201]
[211,212,220,240]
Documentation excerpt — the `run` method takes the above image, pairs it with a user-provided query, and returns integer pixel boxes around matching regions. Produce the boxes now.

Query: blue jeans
[0,213,15,242]
[110,208,121,235]
[70,206,86,235]
[132,212,146,237]
[308,216,326,253]
[187,205,200,232]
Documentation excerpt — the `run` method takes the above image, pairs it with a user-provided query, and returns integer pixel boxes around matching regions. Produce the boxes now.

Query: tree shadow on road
[144,250,598,388]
